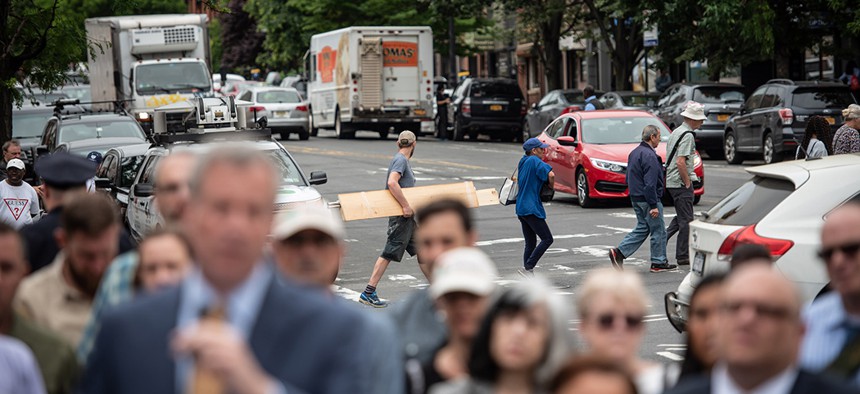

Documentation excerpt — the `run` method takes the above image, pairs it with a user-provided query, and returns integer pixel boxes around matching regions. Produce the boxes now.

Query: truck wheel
[308,110,319,137]
[334,110,354,139]
[298,128,310,141]
[453,117,465,141]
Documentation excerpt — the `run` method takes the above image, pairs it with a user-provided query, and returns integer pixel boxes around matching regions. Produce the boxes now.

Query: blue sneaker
[359,291,388,308]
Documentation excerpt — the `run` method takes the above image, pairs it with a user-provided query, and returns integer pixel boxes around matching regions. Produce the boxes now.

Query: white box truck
[307,26,434,139]
[86,14,212,128]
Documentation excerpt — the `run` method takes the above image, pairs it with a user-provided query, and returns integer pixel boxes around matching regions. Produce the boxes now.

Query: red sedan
[536,110,705,208]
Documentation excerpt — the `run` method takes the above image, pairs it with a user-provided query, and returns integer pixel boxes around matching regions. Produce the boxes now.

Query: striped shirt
[798,292,860,386]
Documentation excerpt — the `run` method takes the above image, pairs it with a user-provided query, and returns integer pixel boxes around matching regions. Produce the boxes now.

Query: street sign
[643,26,659,48]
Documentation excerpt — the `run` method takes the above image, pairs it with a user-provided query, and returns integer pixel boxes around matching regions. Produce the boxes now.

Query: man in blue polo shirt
[515,138,555,277]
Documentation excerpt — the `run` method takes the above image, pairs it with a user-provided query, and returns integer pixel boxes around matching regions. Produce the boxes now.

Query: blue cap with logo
[86,151,103,165]
[522,137,549,151]
[34,152,97,190]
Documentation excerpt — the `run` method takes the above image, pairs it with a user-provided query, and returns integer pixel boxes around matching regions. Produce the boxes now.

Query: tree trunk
[0,86,12,146]
[540,11,564,91]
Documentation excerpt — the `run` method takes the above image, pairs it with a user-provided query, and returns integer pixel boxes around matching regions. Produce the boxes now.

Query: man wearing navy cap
[19,152,134,273]
[515,138,555,277]
[85,151,103,193]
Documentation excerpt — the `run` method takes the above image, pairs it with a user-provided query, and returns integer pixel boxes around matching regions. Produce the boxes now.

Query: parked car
[450,77,526,141]
[664,154,860,332]
[60,85,91,105]
[535,110,704,208]
[279,75,308,98]
[96,143,151,223]
[599,91,660,111]
[524,89,605,138]
[35,112,148,159]
[656,83,746,159]
[221,80,263,97]
[213,73,245,93]
[237,86,310,140]
[723,79,857,165]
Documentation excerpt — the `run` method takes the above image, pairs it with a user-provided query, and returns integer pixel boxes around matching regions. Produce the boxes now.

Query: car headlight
[693,152,702,168]
[590,158,627,174]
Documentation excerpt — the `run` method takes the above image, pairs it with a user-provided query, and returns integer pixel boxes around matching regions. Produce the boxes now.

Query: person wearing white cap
[664,101,705,266]
[415,247,498,393]
[0,159,40,229]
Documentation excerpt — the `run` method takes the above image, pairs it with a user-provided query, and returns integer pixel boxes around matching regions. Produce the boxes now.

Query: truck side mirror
[131,183,154,198]
[309,171,328,185]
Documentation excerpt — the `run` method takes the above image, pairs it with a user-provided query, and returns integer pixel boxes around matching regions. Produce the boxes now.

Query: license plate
[717,114,729,122]
[692,252,705,275]
[825,116,836,125]
[489,105,503,111]
[273,111,288,118]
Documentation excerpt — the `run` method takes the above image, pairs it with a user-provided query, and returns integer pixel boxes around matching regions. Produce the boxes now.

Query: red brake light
[560,105,581,115]
[717,225,794,259]
[295,105,308,112]
[778,108,794,126]
[249,106,266,113]
[520,103,527,116]
[462,98,471,114]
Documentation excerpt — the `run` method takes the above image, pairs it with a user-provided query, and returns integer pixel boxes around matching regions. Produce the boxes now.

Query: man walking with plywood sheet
[359,131,424,308]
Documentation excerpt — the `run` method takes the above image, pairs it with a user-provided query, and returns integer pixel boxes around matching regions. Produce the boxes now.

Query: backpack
[586,97,605,110]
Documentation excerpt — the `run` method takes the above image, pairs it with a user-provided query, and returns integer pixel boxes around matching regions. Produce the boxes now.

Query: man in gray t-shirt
[360,131,420,308]
[665,101,704,266]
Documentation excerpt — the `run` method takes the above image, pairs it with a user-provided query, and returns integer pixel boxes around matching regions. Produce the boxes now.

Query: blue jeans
[518,215,553,270]
[617,201,667,264]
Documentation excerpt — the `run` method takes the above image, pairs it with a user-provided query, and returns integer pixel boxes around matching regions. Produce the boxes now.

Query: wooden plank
[338,181,497,221]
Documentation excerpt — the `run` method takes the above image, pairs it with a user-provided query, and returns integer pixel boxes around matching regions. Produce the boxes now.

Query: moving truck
[86,14,212,128]
[307,26,434,139]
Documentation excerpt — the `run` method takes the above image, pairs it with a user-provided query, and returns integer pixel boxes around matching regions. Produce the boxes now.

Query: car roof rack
[50,98,133,116]
[152,128,273,145]
[766,79,795,85]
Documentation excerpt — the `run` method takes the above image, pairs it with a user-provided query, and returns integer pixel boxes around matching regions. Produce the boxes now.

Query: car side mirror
[131,183,154,198]
[34,145,49,157]
[309,171,328,185]
[557,136,578,147]
[94,178,112,189]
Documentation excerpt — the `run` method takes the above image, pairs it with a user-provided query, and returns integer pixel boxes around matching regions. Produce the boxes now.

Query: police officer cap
[35,152,97,190]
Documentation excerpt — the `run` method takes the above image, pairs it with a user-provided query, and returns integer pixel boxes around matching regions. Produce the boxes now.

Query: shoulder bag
[498,156,525,206]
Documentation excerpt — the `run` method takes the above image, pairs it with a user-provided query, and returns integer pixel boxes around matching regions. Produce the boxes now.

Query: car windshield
[120,155,146,188]
[622,94,656,106]
[135,62,211,94]
[264,148,305,186]
[12,111,51,138]
[470,82,521,97]
[562,92,585,103]
[704,177,794,225]
[692,87,745,104]
[62,86,91,102]
[792,89,855,109]
[257,90,301,104]
[581,117,670,144]
[59,121,146,143]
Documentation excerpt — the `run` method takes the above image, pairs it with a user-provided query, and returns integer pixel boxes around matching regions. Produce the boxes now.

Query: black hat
[34,152,97,190]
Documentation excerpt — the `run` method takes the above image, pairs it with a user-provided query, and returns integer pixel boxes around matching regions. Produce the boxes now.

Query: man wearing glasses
[800,200,860,386]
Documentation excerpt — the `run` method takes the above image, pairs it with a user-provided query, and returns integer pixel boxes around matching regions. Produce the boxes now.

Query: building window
[529,59,539,89]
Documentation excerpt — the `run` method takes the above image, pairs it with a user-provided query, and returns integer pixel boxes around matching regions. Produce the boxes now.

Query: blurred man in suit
[82,146,372,394]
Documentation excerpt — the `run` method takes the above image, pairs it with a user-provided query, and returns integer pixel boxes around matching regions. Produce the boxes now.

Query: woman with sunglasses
[576,269,677,394]
[676,273,726,382]
[430,278,575,394]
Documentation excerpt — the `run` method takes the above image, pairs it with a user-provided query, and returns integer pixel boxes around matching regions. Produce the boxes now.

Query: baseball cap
[6,159,24,170]
[397,130,416,147]
[430,247,499,300]
[271,205,345,241]
[86,151,103,164]
[522,137,549,151]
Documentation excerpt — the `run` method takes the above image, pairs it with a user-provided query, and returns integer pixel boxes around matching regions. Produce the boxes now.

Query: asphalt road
[283,129,757,362]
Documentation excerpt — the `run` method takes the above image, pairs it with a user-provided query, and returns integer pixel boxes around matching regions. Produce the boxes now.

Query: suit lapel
[248,276,284,372]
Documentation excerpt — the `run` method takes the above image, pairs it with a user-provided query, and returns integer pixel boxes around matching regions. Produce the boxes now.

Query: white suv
[126,139,327,241]
[665,154,860,332]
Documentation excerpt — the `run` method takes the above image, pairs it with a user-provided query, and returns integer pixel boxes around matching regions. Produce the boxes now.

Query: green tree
[220,0,264,70]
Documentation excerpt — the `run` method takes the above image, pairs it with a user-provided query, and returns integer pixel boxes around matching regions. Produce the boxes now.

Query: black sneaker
[609,248,625,271]
[677,260,690,266]
[650,263,678,273]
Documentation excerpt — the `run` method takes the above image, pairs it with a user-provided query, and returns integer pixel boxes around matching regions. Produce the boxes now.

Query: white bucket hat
[680,101,707,121]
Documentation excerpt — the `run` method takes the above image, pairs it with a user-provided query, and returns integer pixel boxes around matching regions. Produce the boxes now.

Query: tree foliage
[220,0,264,70]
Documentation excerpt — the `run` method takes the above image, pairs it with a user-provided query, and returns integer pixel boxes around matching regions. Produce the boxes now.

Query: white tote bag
[498,158,523,206]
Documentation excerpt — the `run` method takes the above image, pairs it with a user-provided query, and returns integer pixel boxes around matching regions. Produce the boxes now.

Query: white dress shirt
[711,363,799,394]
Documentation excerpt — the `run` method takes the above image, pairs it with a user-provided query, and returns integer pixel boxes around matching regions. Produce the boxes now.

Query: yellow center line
[287,146,490,171]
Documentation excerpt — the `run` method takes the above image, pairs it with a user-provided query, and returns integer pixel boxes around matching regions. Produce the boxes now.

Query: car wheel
[468,128,479,141]
[278,129,290,140]
[453,117,465,141]
[762,133,782,164]
[520,119,530,141]
[308,109,319,137]
[694,194,701,205]
[576,169,596,208]
[298,128,310,141]
[724,132,743,164]
[378,131,388,140]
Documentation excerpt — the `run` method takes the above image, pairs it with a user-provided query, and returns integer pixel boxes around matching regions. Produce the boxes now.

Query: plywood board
[337,181,497,221]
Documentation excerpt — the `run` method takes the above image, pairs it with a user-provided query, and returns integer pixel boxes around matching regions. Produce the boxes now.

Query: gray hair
[641,125,660,142]
[188,145,278,199]
[844,104,860,121]
[576,268,650,319]
[2,140,20,152]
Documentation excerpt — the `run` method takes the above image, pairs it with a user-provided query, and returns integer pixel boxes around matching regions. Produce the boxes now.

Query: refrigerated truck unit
[86,14,213,127]
[307,26,435,139]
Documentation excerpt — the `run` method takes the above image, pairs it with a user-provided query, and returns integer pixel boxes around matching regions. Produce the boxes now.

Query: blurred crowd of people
[1,143,860,394]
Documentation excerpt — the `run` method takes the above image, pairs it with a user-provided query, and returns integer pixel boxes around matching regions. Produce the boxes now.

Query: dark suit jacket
[80,275,370,394]
[666,370,857,394]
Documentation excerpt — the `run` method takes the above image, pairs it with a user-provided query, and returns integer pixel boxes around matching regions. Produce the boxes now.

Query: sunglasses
[595,313,643,331]
[817,241,860,262]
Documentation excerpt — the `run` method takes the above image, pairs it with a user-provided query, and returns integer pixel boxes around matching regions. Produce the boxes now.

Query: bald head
[154,151,197,224]
[820,203,860,301]
[718,265,804,387]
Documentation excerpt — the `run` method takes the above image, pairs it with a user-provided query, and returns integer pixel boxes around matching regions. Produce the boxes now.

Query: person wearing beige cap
[665,101,705,266]
[833,104,860,154]
[271,205,346,288]
[0,159,40,229]
[414,247,498,393]
[360,130,421,308]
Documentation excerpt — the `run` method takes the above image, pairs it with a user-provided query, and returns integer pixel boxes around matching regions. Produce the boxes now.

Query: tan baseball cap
[397,130,416,147]
[271,205,345,241]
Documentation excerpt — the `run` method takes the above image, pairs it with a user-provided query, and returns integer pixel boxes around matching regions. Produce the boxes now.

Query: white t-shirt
[0,180,40,229]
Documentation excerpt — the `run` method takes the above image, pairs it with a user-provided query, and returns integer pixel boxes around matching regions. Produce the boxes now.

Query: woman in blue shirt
[515,138,555,277]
